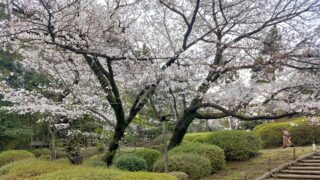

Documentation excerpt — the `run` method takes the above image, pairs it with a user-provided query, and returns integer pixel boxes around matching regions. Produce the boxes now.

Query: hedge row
[0,150,35,167]
[254,118,320,148]
[186,130,261,161]
[0,158,176,180]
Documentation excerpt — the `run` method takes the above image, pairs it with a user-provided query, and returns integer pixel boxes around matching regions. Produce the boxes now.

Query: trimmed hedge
[115,154,147,171]
[115,148,161,171]
[192,130,261,161]
[254,118,320,148]
[169,142,225,173]
[0,158,71,179]
[35,167,177,180]
[0,150,35,167]
[153,153,212,180]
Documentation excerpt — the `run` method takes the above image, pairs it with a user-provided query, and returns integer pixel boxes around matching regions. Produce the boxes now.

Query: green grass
[202,146,314,180]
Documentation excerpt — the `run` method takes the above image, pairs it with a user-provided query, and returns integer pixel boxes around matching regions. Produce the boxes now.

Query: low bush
[0,150,35,167]
[83,154,107,167]
[168,171,189,180]
[183,132,210,142]
[55,148,67,158]
[254,118,320,148]
[80,146,100,159]
[192,130,261,161]
[153,153,212,180]
[115,154,147,171]
[0,158,71,179]
[169,142,225,173]
[31,148,51,158]
[35,167,176,180]
[115,148,161,171]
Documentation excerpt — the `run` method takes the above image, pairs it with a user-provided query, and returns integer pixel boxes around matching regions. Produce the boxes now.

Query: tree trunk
[105,123,126,166]
[167,110,196,150]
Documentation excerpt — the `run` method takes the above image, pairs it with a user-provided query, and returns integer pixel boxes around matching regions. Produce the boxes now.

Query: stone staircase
[261,152,320,179]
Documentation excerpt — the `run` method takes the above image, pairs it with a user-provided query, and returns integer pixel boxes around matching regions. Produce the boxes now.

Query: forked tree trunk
[168,110,197,150]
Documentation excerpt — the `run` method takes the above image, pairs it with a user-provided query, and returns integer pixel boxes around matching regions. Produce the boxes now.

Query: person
[281,127,294,148]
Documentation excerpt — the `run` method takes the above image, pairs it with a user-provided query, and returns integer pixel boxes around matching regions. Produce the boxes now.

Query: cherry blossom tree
[1,0,320,165]
[140,0,320,149]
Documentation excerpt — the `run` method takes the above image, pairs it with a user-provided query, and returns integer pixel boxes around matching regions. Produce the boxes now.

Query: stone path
[258,152,320,179]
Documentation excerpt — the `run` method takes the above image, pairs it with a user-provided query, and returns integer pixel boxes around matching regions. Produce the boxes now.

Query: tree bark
[105,123,126,166]
[168,109,197,150]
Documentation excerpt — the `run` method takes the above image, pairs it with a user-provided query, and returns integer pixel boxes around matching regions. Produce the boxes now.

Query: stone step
[302,160,320,163]
[281,170,320,175]
[309,156,320,159]
[272,173,320,179]
[293,163,320,166]
[288,166,320,170]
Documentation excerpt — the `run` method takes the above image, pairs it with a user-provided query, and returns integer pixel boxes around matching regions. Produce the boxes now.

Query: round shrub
[193,130,261,161]
[183,132,210,142]
[153,153,212,180]
[169,142,225,173]
[132,148,161,171]
[31,148,51,158]
[115,154,147,171]
[115,148,161,171]
[80,146,100,159]
[83,154,107,167]
[0,158,71,179]
[0,150,35,167]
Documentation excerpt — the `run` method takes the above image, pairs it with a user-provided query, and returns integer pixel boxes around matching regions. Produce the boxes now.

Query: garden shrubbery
[153,153,212,180]
[35,167,176,180]
[192,130,261,161]
[115,154,147,171]
[0,158,71,179]
[254,118,320,148]
[80,146,101,159]
[0,150,35,167]
[115,148,161,171]
[30,148,51,158]
[83,154,107,167]
[169,142,225,173]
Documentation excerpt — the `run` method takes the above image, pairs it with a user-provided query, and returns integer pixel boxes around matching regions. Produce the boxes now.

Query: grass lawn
[202,146,314,180]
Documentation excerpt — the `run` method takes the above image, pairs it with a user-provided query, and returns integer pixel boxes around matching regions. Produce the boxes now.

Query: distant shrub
[168,171,189,180]
[169,142,225,173]
[0,158,71,179]
[115,154,147,171]
[83,154,107,167]
[35,167,176,180]
[153,153,212,180]
[55,148,67,158]
[39,155,51,160]
[115,148,161,171]
[0,150,35,167]
[80,146,100,159]
[192,130,261,161]
[97,143,105,153]
[183,132,210,142]
[254,118,319,148]
[31,148,51,158]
